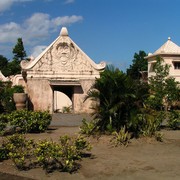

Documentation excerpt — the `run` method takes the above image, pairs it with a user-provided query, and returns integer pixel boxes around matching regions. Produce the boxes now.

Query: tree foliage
[148,56,180,110]
[127,50,148,79]
[12,38,27,61]
[10,38,27,75]
[0,55,9,77]
[0,38,27,76]
[86,65,139,132]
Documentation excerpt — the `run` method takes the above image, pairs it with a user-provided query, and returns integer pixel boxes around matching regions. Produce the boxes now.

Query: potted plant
[13,85,27,110]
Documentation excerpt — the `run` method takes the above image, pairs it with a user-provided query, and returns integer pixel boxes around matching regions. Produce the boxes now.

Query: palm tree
[86,65,138,132]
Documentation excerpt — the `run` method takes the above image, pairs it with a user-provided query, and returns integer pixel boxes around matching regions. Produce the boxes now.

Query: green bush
[0,110,52,135]
[0,82,24,113]
[34,139,63,173]
[0,145,9,162]
[26,111,52,133]
[79,118,99,135]
[12,85,24,93]
[154,131,163,142]
[58,135,92,172]
[110,126,131,147]
[130,108,163,137]
[0,114,9,135]
[2,134,35,170]
[74,135,92,152]
[168,110,180,130]
[0,81,15,113]
[137,114,160,137]
[1,134,92,173]
[8,110,30,133]
[34,135,92,173]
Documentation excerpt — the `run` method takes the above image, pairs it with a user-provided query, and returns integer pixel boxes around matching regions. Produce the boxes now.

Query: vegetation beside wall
[0,81,25,113]
[82,57,180,143]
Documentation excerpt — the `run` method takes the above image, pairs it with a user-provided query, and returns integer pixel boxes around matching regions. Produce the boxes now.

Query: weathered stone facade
[18,27,106,113]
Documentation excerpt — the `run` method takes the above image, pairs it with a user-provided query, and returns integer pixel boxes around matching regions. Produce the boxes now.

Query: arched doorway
[53,86,74,113]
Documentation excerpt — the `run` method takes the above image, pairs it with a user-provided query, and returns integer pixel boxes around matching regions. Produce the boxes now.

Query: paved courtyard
[50,113,93,127]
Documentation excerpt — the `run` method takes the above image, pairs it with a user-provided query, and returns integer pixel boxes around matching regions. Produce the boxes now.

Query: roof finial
[168,37,171,40]
[60,27,68,36]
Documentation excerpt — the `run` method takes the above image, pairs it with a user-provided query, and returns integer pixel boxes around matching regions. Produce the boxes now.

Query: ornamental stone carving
[21,27,106,74]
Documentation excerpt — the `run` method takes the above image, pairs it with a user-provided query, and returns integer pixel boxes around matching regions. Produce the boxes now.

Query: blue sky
[0,0,180,71]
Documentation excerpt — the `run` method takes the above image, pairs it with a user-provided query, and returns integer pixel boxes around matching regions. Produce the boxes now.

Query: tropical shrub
[0,81,16,113]
[0,114,9,135]
[73,135,92,155]
[25,111,52,133]
[0,82,24,113]
[2,134,35,170]
[154,131,163,142]
[35,135,92,173]
[0,145,9,162]
[0,110,51,135]
[110,126,131,147]
[58,136,80,172]
[58,135,92,172]
[34,139,63,173]
[167,110,180,130]
[130,108,164,137]
[139,115,161,137]
[79,118,99,135]
[8,110,30,133]
[85,65,139,133]
[1,134,92,173]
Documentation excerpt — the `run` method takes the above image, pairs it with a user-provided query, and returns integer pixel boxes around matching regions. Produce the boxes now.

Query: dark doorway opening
[53,85,74,100]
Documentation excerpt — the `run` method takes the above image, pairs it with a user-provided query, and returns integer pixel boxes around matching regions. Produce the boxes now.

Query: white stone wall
[26,78,52,112]
[148,56,180,82]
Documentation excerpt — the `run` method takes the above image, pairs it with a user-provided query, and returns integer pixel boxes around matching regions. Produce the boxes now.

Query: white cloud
[52,15,83,26]
[30,45,47,58]
[24,13,51,43]
[0,13,83,45]
[0,22,22,43]
[0,0,33,13]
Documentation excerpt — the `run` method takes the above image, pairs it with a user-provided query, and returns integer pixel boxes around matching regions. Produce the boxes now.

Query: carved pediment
[21,27,106,74]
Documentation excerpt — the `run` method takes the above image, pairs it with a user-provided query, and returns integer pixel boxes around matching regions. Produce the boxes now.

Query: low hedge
[0,110,51,135]
[0,134,92,173]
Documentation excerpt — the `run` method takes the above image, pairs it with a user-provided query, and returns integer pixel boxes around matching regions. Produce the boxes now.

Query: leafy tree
[7,59,21,75]
[147,56,180,110]
[12,38,26,61]
[0,55,8,76]
[8,38,27,75]
[127,50,148,79]
[0,54,21,77]
[0,81,16,113]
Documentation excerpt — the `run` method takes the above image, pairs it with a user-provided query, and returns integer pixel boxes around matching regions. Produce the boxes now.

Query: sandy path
[0,127,179,180]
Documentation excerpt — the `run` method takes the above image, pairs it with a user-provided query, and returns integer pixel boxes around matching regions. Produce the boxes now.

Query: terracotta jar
[13,93,27,110]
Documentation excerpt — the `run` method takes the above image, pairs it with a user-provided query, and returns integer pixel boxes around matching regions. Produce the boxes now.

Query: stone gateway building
[18,27,106,113]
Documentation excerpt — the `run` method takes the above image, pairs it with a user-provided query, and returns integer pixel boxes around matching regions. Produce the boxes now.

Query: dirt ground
[0,127,180,180]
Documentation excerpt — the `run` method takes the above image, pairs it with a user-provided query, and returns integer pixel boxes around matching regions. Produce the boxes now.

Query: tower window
[174,62,180,69]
